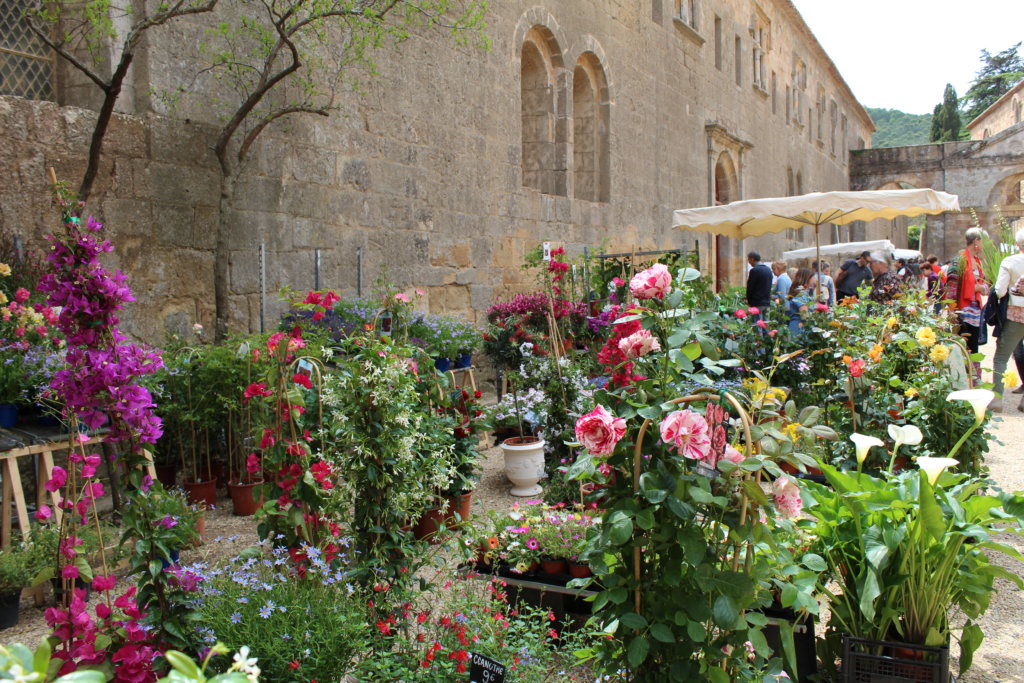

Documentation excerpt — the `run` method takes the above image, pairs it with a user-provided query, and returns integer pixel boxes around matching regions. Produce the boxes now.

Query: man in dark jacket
[746,251,773,311]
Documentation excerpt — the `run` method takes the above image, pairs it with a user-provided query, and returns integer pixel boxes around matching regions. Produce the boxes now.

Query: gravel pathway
[953,338,1024,683]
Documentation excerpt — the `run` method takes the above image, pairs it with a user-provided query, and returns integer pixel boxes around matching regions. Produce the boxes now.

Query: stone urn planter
[500,436,546,497]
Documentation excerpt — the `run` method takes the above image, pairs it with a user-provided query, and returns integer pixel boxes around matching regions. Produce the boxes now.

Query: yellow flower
[929,344,950,363]
[0,263,10,276]
[915,327,937,348]
[905,387,919,398]
[886,317,898,329]
[781,422,800,443]
[869,344,884,361]
[1005,369,1021,390]
[0,292,7,305]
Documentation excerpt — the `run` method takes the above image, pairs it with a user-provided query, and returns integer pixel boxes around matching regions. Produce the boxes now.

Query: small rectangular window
[714,16,722,70]
[734,36,742,85]
[771,72,777,114]
[653,0,662,25]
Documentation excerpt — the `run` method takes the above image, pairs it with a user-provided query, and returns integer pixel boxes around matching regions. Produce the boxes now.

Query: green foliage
[0,641,105,682]
[803,466,1024,677]
[960,42,1024,123]
[0,539,43,592]
[569,278,808,681]
[353,573,597,681]
[120,484,203,649]
[186,548,370,682]
[866,107,931,148]
[930,84,965,142]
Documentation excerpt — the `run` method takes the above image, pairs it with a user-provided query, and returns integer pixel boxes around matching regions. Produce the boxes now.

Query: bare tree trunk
[214,169,235,342]
[78,56,133,202]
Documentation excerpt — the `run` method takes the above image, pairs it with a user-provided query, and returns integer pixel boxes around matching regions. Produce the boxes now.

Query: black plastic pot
[843,634,950,683]
[0,589,20,630]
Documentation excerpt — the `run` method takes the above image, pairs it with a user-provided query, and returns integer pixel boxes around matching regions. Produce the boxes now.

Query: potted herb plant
[0,349,25,427]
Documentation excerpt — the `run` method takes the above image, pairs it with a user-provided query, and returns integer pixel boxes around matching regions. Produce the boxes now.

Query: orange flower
[487,536,499,549]
[869,344,884,361]
[842,355,853,365]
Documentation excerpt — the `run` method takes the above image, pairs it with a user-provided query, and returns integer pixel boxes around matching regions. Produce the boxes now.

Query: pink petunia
[734,309,747,319]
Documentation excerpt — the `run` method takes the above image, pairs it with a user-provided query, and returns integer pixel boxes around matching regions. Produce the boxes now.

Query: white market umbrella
[672,188,960,296]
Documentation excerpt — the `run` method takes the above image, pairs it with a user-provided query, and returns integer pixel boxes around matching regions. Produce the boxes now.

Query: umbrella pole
[815,226,822,302]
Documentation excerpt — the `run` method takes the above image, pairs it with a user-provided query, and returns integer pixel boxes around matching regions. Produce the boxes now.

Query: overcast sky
[789,1,1024,115]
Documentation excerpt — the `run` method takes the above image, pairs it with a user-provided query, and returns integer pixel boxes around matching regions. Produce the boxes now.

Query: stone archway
[713,152,739,290]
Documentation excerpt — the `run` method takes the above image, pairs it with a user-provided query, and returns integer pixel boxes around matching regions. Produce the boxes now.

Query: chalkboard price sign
[469,652,506,683]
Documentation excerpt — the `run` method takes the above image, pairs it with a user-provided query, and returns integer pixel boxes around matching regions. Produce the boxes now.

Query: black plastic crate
[843,635,950,683]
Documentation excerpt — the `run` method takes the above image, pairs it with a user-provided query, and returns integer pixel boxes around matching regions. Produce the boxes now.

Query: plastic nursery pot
[0,590,20,630]
[413,505,448,544]
[227,480,265,516]
[541,558,568,575]
[500,437,546,497]
[0,403,18,429]
[568,562,592,578]
[444,491,473,526]
[433,357,452,373]
[182,478,218,508]
[454,352,473,369]
[154,464,177,489]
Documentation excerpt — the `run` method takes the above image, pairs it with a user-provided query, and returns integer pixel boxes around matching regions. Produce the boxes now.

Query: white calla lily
[917,456,959,485]
[888,424,923,448]
[850,433,884,465]
[947,389,995,426]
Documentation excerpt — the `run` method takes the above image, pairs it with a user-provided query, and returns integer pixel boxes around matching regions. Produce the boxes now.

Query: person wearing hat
[867,252,903,304]
[835,251,873,300]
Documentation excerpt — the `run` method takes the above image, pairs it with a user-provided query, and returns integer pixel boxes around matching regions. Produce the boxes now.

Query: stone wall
[0,96,221,341]
[2,0,879,341]
[850,125,1024,261]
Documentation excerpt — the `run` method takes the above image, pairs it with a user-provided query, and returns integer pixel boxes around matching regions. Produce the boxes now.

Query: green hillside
[866,107,932,148]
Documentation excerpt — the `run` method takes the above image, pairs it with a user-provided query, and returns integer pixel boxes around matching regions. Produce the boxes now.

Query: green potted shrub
[0,541,37,629]
[0,350,25,427]
[805,420,1024,680]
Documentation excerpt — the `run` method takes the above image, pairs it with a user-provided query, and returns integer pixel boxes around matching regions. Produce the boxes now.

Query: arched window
[521,27,566,196]
[572,52,610,202]
[1014,98,1022,125]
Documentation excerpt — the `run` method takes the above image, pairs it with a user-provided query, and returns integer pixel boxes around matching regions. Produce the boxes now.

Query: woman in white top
[991,226,1024,410]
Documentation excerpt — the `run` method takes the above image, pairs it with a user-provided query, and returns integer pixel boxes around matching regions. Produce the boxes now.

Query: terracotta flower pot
[188,513,206,548]
[227,480,264,516]
[182,478,217,508]
[568,562,592,578]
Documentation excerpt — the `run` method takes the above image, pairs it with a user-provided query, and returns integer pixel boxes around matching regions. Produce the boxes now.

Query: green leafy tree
[961,42,1024,123]
[24,0,220,202]
[867,107,931,148]
[187,0,489,339]
[929,83,963,142]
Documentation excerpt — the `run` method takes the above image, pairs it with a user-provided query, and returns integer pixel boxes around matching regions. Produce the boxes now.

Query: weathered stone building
[967,79,1024,141]
[1,1,875,341]
[850,122,1024,260]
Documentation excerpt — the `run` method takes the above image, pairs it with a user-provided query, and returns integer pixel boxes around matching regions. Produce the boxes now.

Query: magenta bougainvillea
[37,198,163,447]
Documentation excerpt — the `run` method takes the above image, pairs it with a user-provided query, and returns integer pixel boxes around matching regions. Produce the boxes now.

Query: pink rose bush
[618,329,661,360]
[575,405,626,456]
[773,475,803,518]
[660,410,712,460]
[630,263,673,300]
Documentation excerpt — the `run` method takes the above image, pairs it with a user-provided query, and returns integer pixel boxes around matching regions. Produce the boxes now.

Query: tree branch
[23,15,110,91]
[237,105,330,162]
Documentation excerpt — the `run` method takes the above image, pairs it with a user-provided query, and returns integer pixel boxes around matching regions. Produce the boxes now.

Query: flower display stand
[464,563,597,628]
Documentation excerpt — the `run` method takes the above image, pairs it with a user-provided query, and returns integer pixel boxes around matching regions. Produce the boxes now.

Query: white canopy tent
[781,240,923,264]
